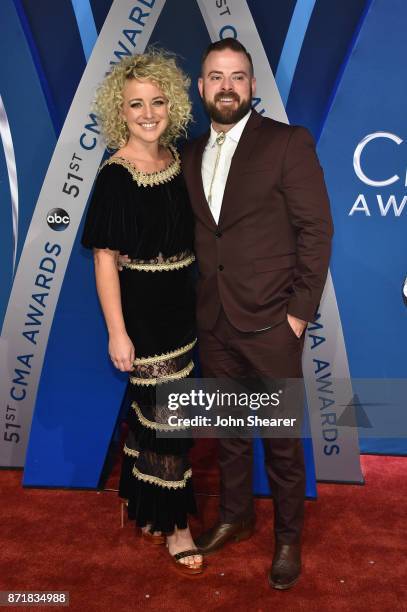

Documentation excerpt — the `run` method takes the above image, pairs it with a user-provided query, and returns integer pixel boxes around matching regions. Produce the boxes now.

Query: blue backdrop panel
[22,239,128,488]
[89,0,113,34]
[19,0,87,132]
[317,0,407,453]
[246,0,296,74]
[0,0,56,338]
[286,0,368,139]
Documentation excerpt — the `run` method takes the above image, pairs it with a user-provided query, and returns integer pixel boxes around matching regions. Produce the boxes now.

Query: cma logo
[47,208,70,231]
[350,131,406,216]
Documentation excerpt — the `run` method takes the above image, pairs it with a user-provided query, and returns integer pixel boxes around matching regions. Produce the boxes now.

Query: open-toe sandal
[141,528,166,545]
[170,549,205,576]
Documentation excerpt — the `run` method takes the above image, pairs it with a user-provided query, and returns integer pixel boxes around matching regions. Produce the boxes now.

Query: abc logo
[47,208,70,231]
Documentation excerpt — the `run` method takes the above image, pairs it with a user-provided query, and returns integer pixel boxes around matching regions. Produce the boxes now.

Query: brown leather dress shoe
[268,541,301,590]
[195,518,255,555]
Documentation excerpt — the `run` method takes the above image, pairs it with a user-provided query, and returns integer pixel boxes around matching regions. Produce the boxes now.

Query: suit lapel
[218,110,263,227]
[187,110,264,229]
[189,131,217,229]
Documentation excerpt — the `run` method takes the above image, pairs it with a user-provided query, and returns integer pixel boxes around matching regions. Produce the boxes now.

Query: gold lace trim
[134,339,197,366]
[122,253,195,272]
[101,146,180,187]
[131,250,190,265]
[131,401,188,431]
[129,360,194,386]
[123,444,139,458]
[132,465,192,490]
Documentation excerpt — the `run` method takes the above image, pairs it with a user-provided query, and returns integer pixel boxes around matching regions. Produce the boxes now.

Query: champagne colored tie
[208,131,226,208]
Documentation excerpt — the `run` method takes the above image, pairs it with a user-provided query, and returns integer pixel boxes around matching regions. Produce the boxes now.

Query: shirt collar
[208,110,252,148]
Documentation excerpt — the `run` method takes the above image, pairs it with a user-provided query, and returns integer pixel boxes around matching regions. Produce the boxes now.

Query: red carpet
[0,450,406,612]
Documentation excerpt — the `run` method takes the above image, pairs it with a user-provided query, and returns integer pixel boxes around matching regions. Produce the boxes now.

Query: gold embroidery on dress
[134,339,197,366]
[101,145,180,187]
[129,360,194,386]
[122,253,195,272]
[132,465,192,489]
[131,250,191,266]
[123,444,140,458]
[131,401,188,431]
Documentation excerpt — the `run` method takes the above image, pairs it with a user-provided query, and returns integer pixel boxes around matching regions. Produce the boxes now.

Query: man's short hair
[201,38,254,76]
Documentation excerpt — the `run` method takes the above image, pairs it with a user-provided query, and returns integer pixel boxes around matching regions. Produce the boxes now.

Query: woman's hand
[108,331,135,372]
[117,253,131,271]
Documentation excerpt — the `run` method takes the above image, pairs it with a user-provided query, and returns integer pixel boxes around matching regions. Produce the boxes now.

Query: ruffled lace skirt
[118,251,197,533]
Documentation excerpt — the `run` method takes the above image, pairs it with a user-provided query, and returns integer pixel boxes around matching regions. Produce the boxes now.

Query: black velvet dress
[81,148,197,533]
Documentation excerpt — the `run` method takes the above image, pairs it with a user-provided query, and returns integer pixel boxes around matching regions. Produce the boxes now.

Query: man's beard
[202,89,252,125]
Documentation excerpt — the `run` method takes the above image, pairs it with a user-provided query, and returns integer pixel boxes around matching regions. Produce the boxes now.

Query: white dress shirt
[201,110,252,224]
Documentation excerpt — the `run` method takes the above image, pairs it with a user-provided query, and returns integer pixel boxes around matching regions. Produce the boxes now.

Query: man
[181,38,333,590]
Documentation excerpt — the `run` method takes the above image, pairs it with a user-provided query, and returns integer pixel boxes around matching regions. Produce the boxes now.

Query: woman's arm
[93,248,135,372]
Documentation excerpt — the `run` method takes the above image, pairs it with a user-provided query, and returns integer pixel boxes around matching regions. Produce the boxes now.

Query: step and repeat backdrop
[0,0,405,489]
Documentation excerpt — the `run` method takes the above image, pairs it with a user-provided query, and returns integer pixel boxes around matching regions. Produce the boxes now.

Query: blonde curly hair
[93,48,192,149]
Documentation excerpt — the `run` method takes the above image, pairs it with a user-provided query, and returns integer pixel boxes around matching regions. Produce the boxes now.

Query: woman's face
[121,78,169,146]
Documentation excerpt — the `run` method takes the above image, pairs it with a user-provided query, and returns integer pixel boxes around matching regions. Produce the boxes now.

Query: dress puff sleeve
[81,162,138,254]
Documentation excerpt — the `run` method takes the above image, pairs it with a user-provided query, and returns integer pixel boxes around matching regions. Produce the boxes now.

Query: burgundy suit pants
[198,308,306,544]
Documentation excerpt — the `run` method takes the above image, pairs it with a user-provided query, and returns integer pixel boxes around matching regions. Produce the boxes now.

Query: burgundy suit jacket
[182,110,333,332]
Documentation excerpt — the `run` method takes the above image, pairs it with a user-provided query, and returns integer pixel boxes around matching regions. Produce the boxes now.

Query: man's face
[198,49,256,126]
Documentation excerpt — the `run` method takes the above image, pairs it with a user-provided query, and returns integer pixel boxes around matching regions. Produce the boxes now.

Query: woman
[81,50,203,575]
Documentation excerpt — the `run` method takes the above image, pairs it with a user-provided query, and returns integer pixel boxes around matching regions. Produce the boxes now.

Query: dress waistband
[121,251,195,272]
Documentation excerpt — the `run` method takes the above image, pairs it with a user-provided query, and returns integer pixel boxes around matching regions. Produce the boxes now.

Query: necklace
[208,131,226,207]
[101,146,181,187]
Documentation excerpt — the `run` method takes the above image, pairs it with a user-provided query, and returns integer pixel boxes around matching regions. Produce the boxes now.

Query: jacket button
[218,264,224,271]
[215,231,222,238]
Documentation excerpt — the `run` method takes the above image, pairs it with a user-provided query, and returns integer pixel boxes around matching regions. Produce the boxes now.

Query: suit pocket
[285,316,302,341]
[253,254,296,273]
